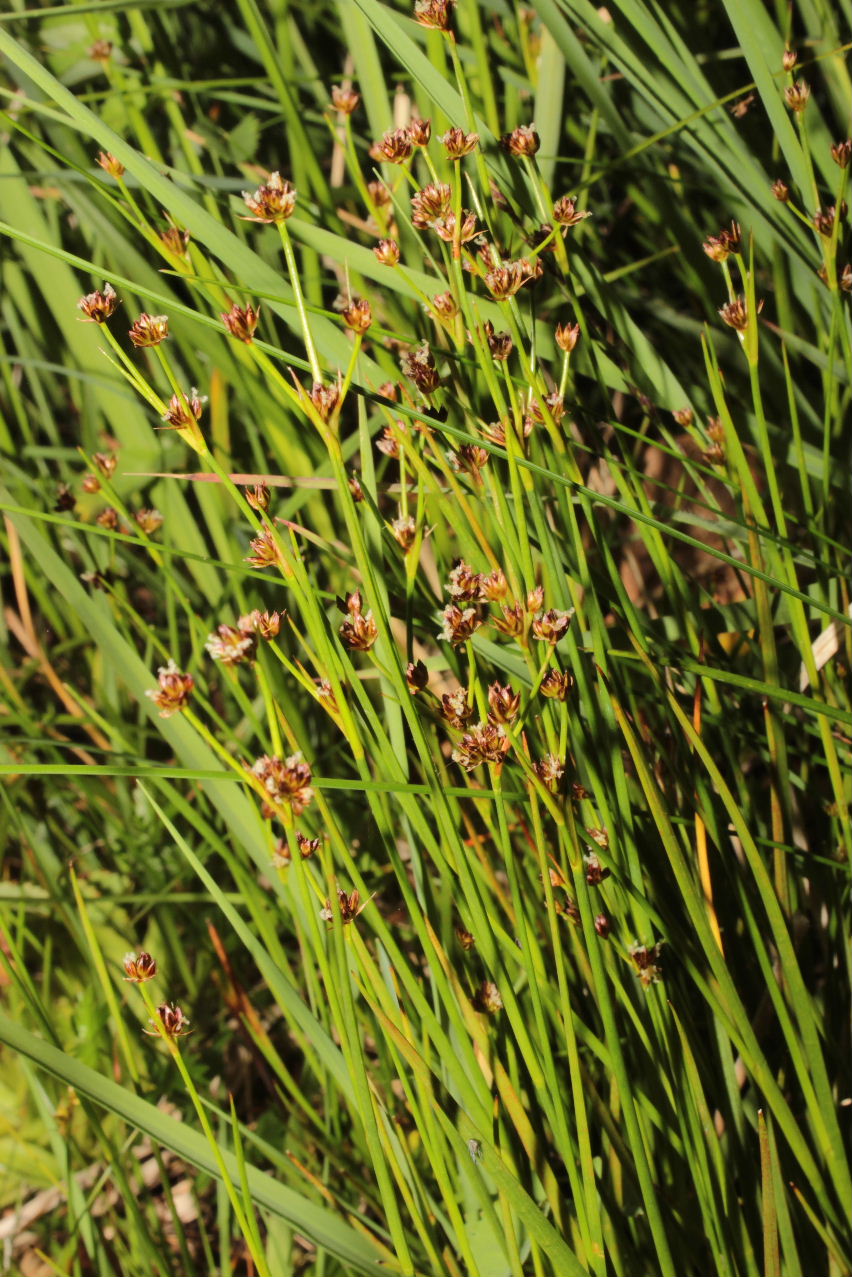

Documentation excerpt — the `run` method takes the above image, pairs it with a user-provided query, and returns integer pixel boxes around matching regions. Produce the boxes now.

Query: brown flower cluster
[452,722,511,771]
[242,172,297,223]
[339,590,379,651]
[251,752,314,817]
[145,660,194,717]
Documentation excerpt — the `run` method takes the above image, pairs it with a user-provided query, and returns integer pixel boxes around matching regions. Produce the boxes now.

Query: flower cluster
[251,752,314,817]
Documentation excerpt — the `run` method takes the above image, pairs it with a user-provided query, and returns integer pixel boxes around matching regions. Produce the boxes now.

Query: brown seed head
[374,238,401,265]
[97,507,119,530]
[245,526,282,568]
[784,80,810,112]
[439,603,482,646]
[55,484,75,512]
[411,182,452,228]
[440,127,479,160]
[320,888,368,924]
[242,171,296,223]
[501,124,540,157]
[553,195,591,226]
[584,851,611,885]
[771,179,791,202]
[414,0,455,29]
[251,752,313,815]
[484,259,536,299]
[146,1002,191,1039]
[473,980,503,1013]
[532,608,573,644]
[480,568,508,601]
[447,560,483,600]
[456,927,476,950]
[78,282,119,324]
[452,722,510,771]
[718,295,761,331]
[841,264,852,292]
[814,203,846,236]
[341,296,373,333]
[534,754,566,790]
[630,943,663,986]
[526,585,545,613]
[555,322,581,353]
[450,443,490,480]
[367,179,392,209]
[831,139,852,168]
[82,473,100,494]
[431,290,459,320]
[348,473,365,501]
[782,47,797,72]
[129,313,169,347]
[160,226,191,258]
[205,622,257,665]
[484,320,513,360]
[93,452,118,478]
[134,508,164,535]
[672,406,694,427]
[145,660,194,716]
[702,220,742,262]
[406,659,429,692]
[408,117,432,146]
[493,602,525,638]
[297,831,320,858]
[238,608,282,639]
[310,378,342,423]
[441,687,475,729]
[371,128,414,164]
[390,514,416,550]
[97,151,125,178]
[540,668,573,701]
[162,390,203,436]
[339,591,379,651]
[331,84,361,115]
[89,39,113,62]
[594,914,610,937]
[123,951,157,982]
[221,302,260,343]
[433,209,479,245]
[401,342,440,394]
[246,482,270,512]
[487,681,520,724]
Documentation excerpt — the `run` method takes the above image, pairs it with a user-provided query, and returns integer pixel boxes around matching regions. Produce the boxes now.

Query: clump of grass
[0,3,850,1275]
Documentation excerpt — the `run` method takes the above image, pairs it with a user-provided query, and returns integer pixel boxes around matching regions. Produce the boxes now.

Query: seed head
[390,514,416,550]
[594,914,610,938]
[205,622,258,665]
[480,568,508,601]
[431,290,459,320]
[501,124,540,157]
[245,526,282,568]
[297,831,320,858]
[401,342,440,394]
[134,507,164,535]
[493,602,525,638]
[123,951,157,982]
[553,196,591,227]
[584,851,610,884]
[447,560,483,600]
[440,127,479,160]
[457,927,476,950]
[718,295,762,332]
[408,117,432,146]
[411,182,452,228]
[242,172,296,223]
[55,484,75,511]
[341,296,373,333]
[339,590,379,651]
[238,608,282,639]
[534,754,565,790]
[782,47,797,72]
[82,473,100,494]
[161,391,204,449]
[96,151,125,178]
[433,209,479,245]
[330,84,361,115]
[452,722,511,771]
[221,302,260,343]
[702,220,742,262]
[540,668,573,700]
[555,322,580,353]
[319,888,370,924]
[450,443,489,480]
[413,0,455,30]
[473,980,503,1013]
[406,659,429,692]
[841,264,852,292]
[367,180,391,209]
[771,179,791,202]
[484,259,538,299]
[439,603,482,645]
[310,378,342,422]
[672,407,693,428]
[814,203,846,236]
[374,238,401,265]
[89,39,113,62]
[370,128,414,164]
[246,482,270,512]
[784,80,810,112]
[483,320,513,360]
[532,608,574,644]
[129,314,169,347]
[77,282,119,324]
[145,660,194,715]
[630,943,663,987]
[145,1002,191,1039]
[831,139,852,168]
[160,227,191,258]
[97,507,119,530]
[251,752,313,816]
[441,687,475,729]
[487,681,520,724]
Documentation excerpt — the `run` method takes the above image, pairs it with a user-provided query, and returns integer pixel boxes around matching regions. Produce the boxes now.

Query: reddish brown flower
[532,608,574,644]
[411,182,452,228]
[452,722,511,771]
[540,668,573,701]
[341,296,373,333]
[77,282,119,324]
[96,151,125,179]
[145,1002,191,1039]
[439,603,482,646]
[630,943,663,986]
[320,888,371,924]
[408,117,432,146]
[473,980,503,1013]
[367,180,391,209]
[433,210,479,245]
[480,569,508,601]
[493,602,525,637]
[719,295,762,331]
[782,47,797,72]
[447,561,483,601]
[205,622,257,665]
[129,314,169,347]
[123,951,157,982]
[251,752,313,816]
[484,320,513,360]
[374,238,401,265]
[297,831,320,858]
[242,172,297,223]
[440,128,479,159]
[390,514,416,550]
[310,378,342,423]
[449,443,489,480]
[145,661,193,718]
[432,291,459,320]
[771,179,790,202]
[371,128,414,164]
[501,125,540,157]
[246,482,270,511]
[702,221,742,262]
[487,681,520,724]
[553,196,591,227]
[238,609,282,639]
[533,754,565,790]
[784,80,810,112]
[331,85,361,115]
[401,342,440,394]
[221,302,260,342]
[339,590,379,651]
[245,526,282,568]
[413,0,455,29]
[555,322,580,353]
[160,227,191,258]
[406,659,428,692]
[441,687,475,729]
[831,139,852,168]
